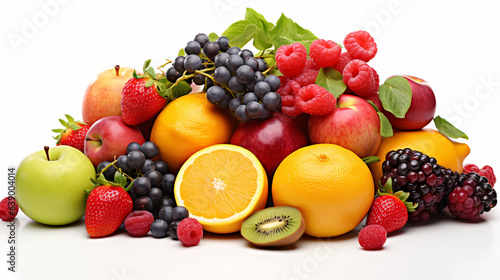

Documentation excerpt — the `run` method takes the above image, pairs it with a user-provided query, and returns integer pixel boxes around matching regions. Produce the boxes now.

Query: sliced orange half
[174,144,268,234]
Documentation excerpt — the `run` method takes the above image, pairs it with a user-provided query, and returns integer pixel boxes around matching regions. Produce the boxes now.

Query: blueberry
[148,187,164,205]
[133,176,151,196]
[127,150,146,169]
[160,197,175,208]
[134,196,153,212]
[150,219,169,238]
[144,170,162,188]
[141,141,159,159]
[162,173,176,194]
[168,220,181,240]
[172,206,190,221]
[158,206,174,223]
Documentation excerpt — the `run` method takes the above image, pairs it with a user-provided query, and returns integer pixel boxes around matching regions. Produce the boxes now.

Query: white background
[1,0,500,279]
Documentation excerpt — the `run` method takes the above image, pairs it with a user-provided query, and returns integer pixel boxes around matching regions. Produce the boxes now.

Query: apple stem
[115,65,120,76]
[44,146,50,161]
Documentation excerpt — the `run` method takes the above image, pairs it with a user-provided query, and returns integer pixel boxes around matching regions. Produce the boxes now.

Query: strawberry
[121,73,167,126]
[52,114,90,153]
[85,174,133,238]
[366,178,417,233]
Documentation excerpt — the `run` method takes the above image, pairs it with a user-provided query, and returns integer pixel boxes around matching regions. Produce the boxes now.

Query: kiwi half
[241,206,305,247]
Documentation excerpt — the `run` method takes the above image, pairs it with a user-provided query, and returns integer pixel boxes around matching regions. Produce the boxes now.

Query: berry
[140,141,159,159]
[309,39,342,68]
[172,206,190,221]
[148,187,164,205]
[295,84,336,115]
[141,159,154,174]
[124,210,155,237]
[168,220,181,240]
[214,66,231,84]
[85,185,133,238]
[275,42,307,78]
[214,53,230,68]
[127,150,146,169]
[235,104,250,122]
[216,36,230,52]
[463,164,496,186]
[194,33,209,48]
[226,46,241,55]
[305,58,320,70]
[154,160,169,175]
[150,219,169,238]
[242,92,258,104]
[166,67,182,83]
[265,75,281,91]
[245,101,262,119]
[52,114,90,153]
[381,149,459,222]
[254,81,271,98]
[332,52,353,74]
[225,54,244,74]
[280,94,302,118]
[121,77,167,125]
[256,58,268,72]
[133,176,151,196]
[173,56,185,73]
[177,218,204,246]
[447,172,497,221]
[192,74,206,85]
[227,76,245,93]
[158,206,174,223]
[161,197,175,208]
[358,225,387,250]
[236,65,255,84]
[183,54,202,73]
[342,60,379,97]
[0,197,18,221]
[293,68,319,87]
[206,86,226,105]
[134,196,153,212]
[262,91,281,111]
[239,49,254,60]
[184,40,201,55]
[127,142,142,154]
[343,30,377,62]
[144,170,162,188]
[162,173,176,194]
[203,41,220,61]
[367,179,416,233]
[116,155,132,173]
[228,98,241,113]
[97,161,117,181]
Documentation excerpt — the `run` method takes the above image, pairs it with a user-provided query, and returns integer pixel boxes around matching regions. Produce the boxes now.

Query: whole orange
[272,144,374,238]
[370,129,470,185]
[150,93,238,173]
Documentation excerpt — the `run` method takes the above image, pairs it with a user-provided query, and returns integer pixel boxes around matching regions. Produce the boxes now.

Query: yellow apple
[82,65,134,125]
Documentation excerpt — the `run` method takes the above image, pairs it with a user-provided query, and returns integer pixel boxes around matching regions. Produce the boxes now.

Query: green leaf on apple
[378,112,394,137]
[433,115,469,140]
[362,156,380,165]
[208,32,219,41]
[379,76,412,118]
[315,67,347,98]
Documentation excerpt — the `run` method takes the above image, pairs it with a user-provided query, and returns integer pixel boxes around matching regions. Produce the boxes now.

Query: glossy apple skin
[82,66,134,125]
[15,146,96,225]
[84,116,145,167]
[383,75,436,130]
[308,94,381,158]
[230,112,308,177]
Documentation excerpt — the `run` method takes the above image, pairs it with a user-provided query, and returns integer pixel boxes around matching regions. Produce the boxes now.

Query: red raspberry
[280,94,302,117]
[464,164,496,186]
[275,42,307,78]
[358,225,387,250]
[296,84,336,115]
[293,68,319,87]
[463,164,480,173]
[124,210,154,237]
[343,59,379,97]
[276,79,302,97]
[0,197,19,221]
[309,39,341,68]
[333,52,353,73]
[343,30,377,62]
[305,59,320,70]
[177,218,203,246]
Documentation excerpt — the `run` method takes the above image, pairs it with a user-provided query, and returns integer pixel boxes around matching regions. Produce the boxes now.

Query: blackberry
[447,172,497,221]
[381,148,455,222]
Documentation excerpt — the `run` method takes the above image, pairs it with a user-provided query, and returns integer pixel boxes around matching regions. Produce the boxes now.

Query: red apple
[82,65,134,125]
[308,94,381,158]
[84,116,145,167]
[382,75,436,130]
[230,112,308,177]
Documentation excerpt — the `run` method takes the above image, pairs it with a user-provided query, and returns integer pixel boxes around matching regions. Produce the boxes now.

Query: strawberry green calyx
[377,178,418,213]
[52,114,87,144]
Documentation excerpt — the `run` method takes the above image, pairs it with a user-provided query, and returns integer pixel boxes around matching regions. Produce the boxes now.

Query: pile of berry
[165,33,282,122]
[96,141,203,245]
[275,31,380,117]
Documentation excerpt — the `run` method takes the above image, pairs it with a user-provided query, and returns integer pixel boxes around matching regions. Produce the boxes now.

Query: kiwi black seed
[240,206,305,247]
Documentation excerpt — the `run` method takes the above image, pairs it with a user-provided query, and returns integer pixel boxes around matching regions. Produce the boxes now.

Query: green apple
[15,146,96,226]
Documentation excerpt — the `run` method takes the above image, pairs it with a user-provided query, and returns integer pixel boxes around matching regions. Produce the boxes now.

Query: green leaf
[253,30,273,51]
[64,114,74,123]
[133,69,139,79]
[144,78,155,88]
[172,80,192,98]
[315,67,346,98]
[269,13,317,52]
[114,171,128,188]
[208,32,219,41]
[178,48,185,57]
[222,20,258,48]
[367,100,379,112]
[59,119,69,128]
[362,156,380,165]
[433,116,469,140]
[69,123,81,131]
[378,112,394,137]
[379,76,412,118]
[51,128,64,133]
[245,8,274,31]
[145,67,156,79]
[143,59,151,72]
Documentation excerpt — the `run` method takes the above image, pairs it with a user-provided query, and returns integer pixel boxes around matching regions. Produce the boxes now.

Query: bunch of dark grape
[96,141,178,221]
[165,33,282,122]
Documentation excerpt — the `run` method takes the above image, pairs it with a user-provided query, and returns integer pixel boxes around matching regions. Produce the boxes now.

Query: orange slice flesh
[174,144,268,234]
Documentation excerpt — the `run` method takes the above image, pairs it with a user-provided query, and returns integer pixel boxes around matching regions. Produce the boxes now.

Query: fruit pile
[4,8,498,251]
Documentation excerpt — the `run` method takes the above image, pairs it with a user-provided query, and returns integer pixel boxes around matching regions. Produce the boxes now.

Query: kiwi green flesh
[241,206,305,247]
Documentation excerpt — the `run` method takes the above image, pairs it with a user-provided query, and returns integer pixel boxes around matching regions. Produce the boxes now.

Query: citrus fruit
[370,129,470,185]
[272,144,374,238]
[174,144,268,234]
[150,93,238,173]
